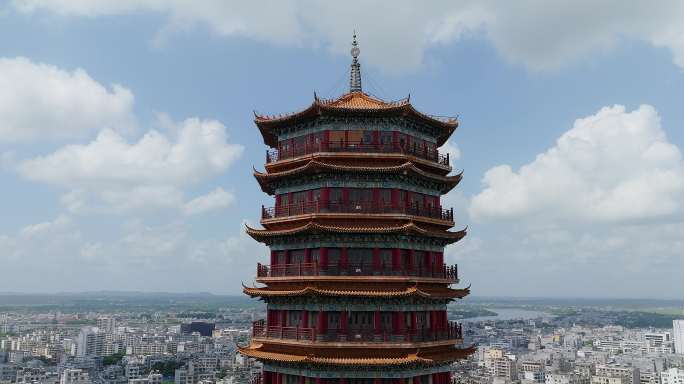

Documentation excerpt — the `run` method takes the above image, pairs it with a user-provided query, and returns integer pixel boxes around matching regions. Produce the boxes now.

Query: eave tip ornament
[350,31,362,93]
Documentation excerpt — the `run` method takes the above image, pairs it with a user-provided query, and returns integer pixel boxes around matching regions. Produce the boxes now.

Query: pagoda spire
[349,31,362,93]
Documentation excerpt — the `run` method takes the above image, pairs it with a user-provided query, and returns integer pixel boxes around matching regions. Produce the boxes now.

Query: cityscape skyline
[2,3,684,298]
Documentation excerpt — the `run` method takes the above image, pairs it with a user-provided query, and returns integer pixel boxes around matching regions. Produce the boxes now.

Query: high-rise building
[97,317,117,333]
[238,33,473,383]
[76,328,105,358]
[674,320,684,354]
[180,322,215,337]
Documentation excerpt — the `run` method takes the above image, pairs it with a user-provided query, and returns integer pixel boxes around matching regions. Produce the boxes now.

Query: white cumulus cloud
[17,117,244,214]
[470,105,684,223]
[0,57,135,141]
[183,188,235,216]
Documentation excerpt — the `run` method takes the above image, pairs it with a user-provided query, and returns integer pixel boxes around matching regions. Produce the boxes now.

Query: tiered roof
[254,160,462,195]
[245,222,467,244]
[254,91,458,147]
[242,281,470,299]
[238,343,476,366]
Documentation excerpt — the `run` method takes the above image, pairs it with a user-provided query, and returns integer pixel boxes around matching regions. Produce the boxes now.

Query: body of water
[463,307,551,322]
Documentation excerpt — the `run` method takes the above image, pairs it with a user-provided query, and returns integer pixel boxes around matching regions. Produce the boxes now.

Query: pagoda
[239,34,474,384]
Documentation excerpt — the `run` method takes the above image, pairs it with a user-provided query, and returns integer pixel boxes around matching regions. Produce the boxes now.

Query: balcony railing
[262,201,454,222]
[251,319,463,343]
[266,141,450,166]
[257,262,458,281]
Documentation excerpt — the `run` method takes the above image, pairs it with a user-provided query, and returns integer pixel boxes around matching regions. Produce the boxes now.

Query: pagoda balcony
[251,319,463,344]
[256,262,458,281]
[262,201,454,222]
[266,141,450,166]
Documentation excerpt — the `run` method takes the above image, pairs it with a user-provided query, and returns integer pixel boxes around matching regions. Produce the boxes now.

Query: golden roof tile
[237,343,476,366]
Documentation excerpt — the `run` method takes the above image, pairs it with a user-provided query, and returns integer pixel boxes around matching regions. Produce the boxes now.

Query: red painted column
[280,310,287,327]
[321,187,330,210]
[426,251,433,275]
[284,250,291,265]
[374,379,382,384]
[319,247,328,269]
[411,311,417,334]
[391,188,399,209]
[304,248,312,264]
[317,310,327,334]
[322,130,330,151]
[299,376,305,384]
[436,252,444,267]
[301,310,309,328]
[270,250,277,266]
[340,247,349,270]
[372,248,381,271]
[342,187,349,205]
[413,376,421,384]
[315,378,322,384]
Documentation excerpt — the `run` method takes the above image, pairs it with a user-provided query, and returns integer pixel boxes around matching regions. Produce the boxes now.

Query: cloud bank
[11,1,684,72]
[0,57,135,141]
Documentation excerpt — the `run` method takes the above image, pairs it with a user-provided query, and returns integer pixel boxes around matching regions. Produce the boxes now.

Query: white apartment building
[595,364,639,384]
[591,376,626,384]
[125,364,144,380]
[546,373,589,384]
[129,373,162,384]
[76,328,105,358]
[661,368,684,384]
[60,369,91,384]
[674,320,684,355]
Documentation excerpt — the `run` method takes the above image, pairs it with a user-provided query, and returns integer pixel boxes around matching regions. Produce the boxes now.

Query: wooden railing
[262,201,454,222]
[251,319,463,343]
[256,262,458,281]
[252,319,316,342]
[266,141,450,166]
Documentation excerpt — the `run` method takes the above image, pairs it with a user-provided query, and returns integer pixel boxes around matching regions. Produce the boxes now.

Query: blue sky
[1,1,684,298]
